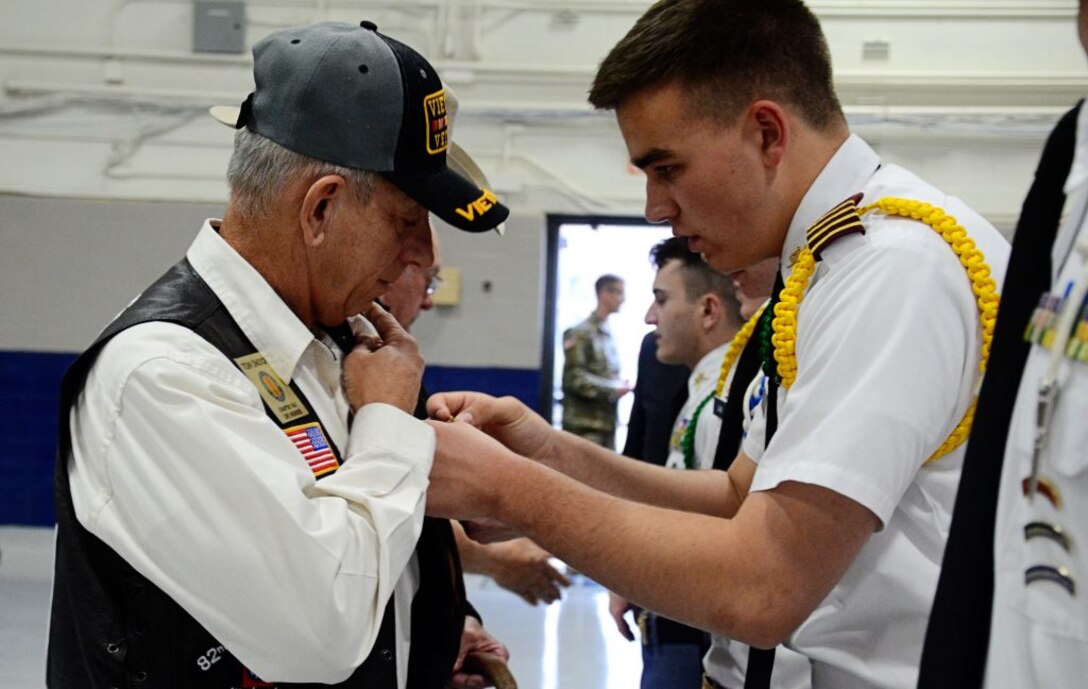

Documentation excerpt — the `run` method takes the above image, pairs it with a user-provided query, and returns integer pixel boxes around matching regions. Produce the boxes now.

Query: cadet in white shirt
[985,104,1088,689]
[614,237,811,689]
[649,236,741,472]
[47,20,509,689]
[418,2,1009,689]
[919,5,1088,687]
[608,236,740,688]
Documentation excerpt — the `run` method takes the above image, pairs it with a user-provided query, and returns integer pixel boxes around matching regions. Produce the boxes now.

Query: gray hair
[226,128,377,219]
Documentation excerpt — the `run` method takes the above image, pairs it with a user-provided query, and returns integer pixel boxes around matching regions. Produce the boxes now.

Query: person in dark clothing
[615,331,694,688]
[622,331,690,466]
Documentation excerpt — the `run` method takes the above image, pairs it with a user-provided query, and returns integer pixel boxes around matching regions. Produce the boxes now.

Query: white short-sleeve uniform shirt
[986,103,1088,689]
[701,341,813,689]
[740,135,1010,689]
[665,342,728,470]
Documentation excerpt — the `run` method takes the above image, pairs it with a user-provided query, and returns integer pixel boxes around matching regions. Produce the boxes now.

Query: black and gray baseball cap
[210,20,509,233]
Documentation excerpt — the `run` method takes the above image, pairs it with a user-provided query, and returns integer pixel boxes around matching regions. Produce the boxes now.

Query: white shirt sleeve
[746,227,979,526]
[68,322,433,684]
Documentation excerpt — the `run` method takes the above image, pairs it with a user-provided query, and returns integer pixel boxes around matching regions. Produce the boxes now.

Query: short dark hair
[589,0,843,130]
[650,237,743,326]
[596,274,624,295]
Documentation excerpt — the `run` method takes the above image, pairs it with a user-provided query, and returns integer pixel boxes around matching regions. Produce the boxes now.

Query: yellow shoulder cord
[715,304,767,400]
[771,197,1000,464]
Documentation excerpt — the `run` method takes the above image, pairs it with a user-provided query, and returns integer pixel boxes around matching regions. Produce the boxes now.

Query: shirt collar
[1065,99,1088,195]
[780,134,881,276]
[690,341,730,395]
[186,220,315,383]
[1053,100,1088,277]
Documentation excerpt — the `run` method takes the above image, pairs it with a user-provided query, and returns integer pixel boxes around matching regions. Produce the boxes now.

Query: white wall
[0,193,549,368]
[1,0,1086,367]
[0,195,221,352]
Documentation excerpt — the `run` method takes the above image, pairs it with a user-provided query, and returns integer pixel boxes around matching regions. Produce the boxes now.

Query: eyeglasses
[426,273,443,296]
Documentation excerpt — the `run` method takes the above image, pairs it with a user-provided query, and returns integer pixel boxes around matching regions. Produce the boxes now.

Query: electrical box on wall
[432,267,462,307]
[193,1,246,54]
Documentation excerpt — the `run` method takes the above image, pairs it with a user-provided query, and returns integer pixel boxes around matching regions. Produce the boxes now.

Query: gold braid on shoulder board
[769,196,999,464]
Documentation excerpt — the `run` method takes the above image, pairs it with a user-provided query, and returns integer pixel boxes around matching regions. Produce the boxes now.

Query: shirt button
[379,649,394,662]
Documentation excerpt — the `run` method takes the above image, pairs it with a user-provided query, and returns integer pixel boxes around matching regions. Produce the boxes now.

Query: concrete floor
[0,526,642,689]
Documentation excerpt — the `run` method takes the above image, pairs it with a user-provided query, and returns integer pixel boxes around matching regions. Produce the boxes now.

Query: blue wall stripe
[0,351,541,527]
[1,351,75,527]
[423,366,542,413]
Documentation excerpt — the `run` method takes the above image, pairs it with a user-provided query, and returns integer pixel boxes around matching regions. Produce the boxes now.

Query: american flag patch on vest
[285,422,338,477]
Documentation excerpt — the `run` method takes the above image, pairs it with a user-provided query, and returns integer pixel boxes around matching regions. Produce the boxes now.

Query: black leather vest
[48,259,465,689]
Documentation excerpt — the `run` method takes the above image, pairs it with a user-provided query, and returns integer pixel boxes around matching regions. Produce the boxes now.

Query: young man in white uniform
[418,2,1010,688]
[984,99,1088,689]
[919,5,1088,687]
[609,236,739,687]
[650,236,744,471]
[615,237,811,689]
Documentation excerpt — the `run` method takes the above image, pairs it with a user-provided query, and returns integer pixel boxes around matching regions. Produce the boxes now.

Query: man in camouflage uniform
[561,274,632,449]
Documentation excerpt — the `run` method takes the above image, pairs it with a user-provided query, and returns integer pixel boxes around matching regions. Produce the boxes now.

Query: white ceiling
[0,0,1085,219]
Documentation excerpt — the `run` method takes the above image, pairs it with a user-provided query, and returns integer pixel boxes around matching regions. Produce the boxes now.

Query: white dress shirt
[986,102,1088,689]
[700,344,812,689]
[665,343,728,470]
[739,135,1010,689]
[67,222,434,686]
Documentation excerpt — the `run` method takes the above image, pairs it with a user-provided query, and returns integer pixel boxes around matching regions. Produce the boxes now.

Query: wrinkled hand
[447,616,510,689]
[343,303,423,414]
[488,538,571,606]
[427,391,558,462]
[608,592,638,641]
[425,419,520,521]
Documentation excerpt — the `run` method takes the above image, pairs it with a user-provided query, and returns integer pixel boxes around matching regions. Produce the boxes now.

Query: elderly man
[381,227,571,607]
[382,226,444,331]
[421,2,1010,688]
[47,20,507,689]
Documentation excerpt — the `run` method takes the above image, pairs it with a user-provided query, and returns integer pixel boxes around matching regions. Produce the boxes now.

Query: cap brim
[386,163,509,234]
[448,143,505,236]
[209,105,244,128]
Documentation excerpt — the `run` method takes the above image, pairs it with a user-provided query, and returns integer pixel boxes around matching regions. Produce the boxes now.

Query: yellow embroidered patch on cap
[424,89,449,155]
